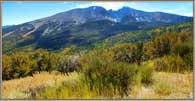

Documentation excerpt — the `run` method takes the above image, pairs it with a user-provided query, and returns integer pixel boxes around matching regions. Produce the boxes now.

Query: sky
[2,1,193,26]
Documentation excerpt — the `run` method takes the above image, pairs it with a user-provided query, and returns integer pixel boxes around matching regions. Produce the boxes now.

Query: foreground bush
[139,61,154,85]
[154,55,191,73]
[78,49,154,97]
[79,49,135,97]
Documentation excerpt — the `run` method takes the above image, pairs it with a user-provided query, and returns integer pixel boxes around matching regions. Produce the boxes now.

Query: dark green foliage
[58,48,79,75]
[2,55,13,80]
[183,53,193,68]
[172,41,193,70]
[111,42,145,65]
[145,32,178,58]
[33,49,59,73]
[11,52,37,78]
[174,42,193,58]
[112,44,137,63]
[135,42,144,65]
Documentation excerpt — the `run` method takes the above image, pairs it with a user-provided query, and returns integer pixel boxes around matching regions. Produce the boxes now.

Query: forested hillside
[95,21,193,48]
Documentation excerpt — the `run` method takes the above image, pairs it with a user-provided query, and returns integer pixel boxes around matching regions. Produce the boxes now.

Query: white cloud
[153,7,193,17]
[16,1,23,4]
[182,12,193,17]
[68,2,193,17]
[73,2,135,10]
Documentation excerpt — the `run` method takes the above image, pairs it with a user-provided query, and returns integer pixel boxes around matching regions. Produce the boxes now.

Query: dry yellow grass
[131,72,193,99]
[2,71,79,99]
[2,71,193,99]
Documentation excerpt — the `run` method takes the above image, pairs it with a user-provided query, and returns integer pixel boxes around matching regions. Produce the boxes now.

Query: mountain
[2,6,192,52]
[34,6,192,24]
[2,25,14,29]
[109,7,191,23]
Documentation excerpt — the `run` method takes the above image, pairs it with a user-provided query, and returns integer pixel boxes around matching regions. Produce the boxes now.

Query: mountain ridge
[3,6,192,30]
[2,6,193,52]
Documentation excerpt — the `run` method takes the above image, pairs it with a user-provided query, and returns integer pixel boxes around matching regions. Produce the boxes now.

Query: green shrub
[11,52,37,78]
[33,50,59,73]
[58,55,79,75]
[173,42,193,67]
[183,53,193,68]
[111,43,145,65]
[79,49,139,97]
[2,55,13,80]
[154,55,190,73]
[139,62,154,85]
[173,42,193,58]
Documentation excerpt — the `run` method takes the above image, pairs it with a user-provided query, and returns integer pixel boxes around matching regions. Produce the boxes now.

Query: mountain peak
[116,6,136,14]
[87,6,105,10]
[120,6,134,10]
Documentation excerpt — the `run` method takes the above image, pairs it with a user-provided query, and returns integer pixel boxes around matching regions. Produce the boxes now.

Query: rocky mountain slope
[2,6,192,52]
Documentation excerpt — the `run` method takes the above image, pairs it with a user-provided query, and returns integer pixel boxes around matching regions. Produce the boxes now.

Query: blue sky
[2,1,193,26]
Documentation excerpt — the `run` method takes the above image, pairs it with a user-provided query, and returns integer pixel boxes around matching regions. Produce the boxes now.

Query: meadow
[2,69,193,99]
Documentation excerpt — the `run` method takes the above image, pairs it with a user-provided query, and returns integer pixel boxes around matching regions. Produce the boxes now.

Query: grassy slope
[2,70,193,99]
